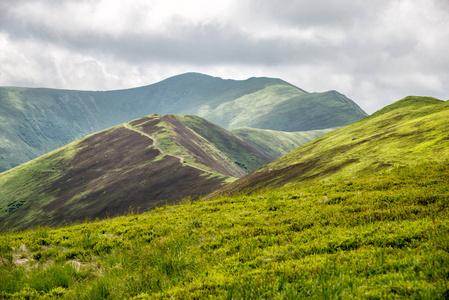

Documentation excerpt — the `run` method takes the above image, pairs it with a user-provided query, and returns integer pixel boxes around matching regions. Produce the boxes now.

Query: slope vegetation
[171,115,271,172]
[0,161,447,299]
[0,73,367,171]
[0,114,269,229]
[220,96,449,194]
[245,90,367,131]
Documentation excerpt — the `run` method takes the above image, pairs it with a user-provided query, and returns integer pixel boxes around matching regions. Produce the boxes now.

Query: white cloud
[0,0,448,113]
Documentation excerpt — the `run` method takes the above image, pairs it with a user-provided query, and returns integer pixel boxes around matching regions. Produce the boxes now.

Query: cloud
[1,0,448,113]
[240,0,387,28]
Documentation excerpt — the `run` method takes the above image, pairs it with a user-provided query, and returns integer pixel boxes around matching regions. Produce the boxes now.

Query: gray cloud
[1,7,333,66]
[242,0,388,28]
[1,0,448,113]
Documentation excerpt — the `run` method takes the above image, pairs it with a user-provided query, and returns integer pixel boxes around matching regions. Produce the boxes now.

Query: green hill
[231,126,336,161]
[219,96,449,194]
[244,90,368,131]
[0,114,270,229]
[0,73,367,172]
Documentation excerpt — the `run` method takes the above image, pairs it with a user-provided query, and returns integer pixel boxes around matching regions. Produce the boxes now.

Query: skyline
[1,0,448,114]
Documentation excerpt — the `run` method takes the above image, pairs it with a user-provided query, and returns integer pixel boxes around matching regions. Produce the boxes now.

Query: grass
[248,90,367,131]
[129,115,246,177]
[0,125,121,228]
[0,141,77,226]
[0,160,448,299]
[203,84,306,129]
[222,96,449,193]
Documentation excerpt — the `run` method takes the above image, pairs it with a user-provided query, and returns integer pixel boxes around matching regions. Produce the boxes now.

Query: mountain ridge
[0,113,270,229]
[0,73,367,172]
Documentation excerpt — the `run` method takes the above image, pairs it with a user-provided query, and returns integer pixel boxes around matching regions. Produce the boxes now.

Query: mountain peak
[372,96,445,117]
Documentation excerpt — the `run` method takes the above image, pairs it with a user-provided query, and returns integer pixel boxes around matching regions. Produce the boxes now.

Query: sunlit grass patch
[0,161,447,298]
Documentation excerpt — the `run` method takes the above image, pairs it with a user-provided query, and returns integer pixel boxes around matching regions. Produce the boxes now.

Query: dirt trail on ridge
[123,123,213,174]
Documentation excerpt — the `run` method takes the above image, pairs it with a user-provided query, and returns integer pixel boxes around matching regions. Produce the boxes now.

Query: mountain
[0,114,270,229]
[0,73,367,171]
[231,126,336,161]
[234,90,367,131]
[218,96,449,194]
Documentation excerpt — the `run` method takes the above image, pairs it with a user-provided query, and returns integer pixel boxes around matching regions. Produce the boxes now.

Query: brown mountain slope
[0,114,269,229]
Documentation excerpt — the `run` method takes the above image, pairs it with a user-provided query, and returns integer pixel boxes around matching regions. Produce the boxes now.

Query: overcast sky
[1,0,448,113]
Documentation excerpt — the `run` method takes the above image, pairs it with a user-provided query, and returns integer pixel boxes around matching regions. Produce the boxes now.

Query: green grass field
[1,161,448,299]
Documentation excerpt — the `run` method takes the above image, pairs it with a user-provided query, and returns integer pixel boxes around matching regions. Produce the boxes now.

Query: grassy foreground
[1,161,448,299]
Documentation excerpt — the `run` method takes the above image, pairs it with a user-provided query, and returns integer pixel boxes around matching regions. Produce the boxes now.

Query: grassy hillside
[242,90,368,131]
[220,96,449,194]
[197,83,307,129]
[0,87,99,172]
[0,73,367,172]
[231,126,336,161]
[0,114,269,229]
[0,160,447,299]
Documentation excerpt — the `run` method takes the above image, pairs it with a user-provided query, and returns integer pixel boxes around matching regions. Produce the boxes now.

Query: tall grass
[0,161,448,298]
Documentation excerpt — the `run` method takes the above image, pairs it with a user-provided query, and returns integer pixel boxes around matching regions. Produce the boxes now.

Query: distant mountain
[0,73,367,171]
[245,90,367,131]
[0,114,270,229]
[231,127,336,161]
[217,96,449,194]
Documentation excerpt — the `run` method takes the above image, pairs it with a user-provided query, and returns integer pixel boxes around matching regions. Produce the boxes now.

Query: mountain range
[0,73,367,172]
[1,94,447,229]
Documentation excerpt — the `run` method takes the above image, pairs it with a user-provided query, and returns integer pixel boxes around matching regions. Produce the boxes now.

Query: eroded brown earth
[24,125,229,227]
